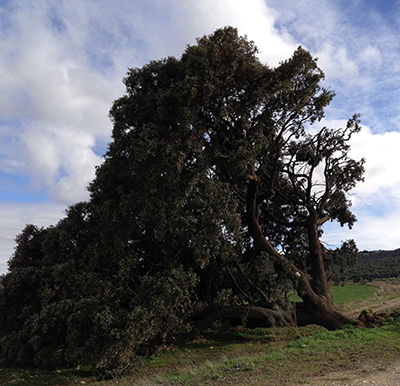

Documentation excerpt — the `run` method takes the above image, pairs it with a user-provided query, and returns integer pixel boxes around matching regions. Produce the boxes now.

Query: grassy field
[1,282,399,386]
[290,283,378,304]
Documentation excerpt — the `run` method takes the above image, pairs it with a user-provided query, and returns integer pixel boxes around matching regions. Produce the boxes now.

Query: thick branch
[246,176,286,259]
[246,176,329,309]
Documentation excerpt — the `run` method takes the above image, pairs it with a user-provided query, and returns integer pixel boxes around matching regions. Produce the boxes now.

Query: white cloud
[177,0,297,66]
[349,126,400,197]
[0,1,124,205]
[317,45,359,81]
[19,124,103,203]
[323,205,400,251]
[360,46,382,69]
[321,124,400,251]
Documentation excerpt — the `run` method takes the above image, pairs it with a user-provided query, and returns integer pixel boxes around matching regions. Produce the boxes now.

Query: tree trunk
[186,304,288,336]
[246,177,352,330]
[295,273,352,329]
[307,219,333,303]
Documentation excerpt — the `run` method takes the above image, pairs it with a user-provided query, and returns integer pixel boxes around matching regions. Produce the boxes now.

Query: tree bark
[307,217,333,303]
[186,304,288,335]
[246,176,351,330]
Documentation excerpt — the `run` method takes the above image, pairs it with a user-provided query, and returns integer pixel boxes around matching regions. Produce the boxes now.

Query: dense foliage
[349,249,400,281]
[0,27,364,370]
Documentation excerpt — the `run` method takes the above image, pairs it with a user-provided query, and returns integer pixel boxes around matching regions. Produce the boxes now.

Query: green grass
[130,319,400,386]
[290,283,378,304]
[330,284,378,304]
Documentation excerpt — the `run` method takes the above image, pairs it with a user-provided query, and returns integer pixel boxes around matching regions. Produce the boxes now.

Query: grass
[330,284,378,304]
[117,319,400,386]
[127,320,400,386]
[1,282,399,386]
[290,283,378,304]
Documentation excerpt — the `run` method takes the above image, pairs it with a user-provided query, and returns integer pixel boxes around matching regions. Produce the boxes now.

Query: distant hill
[348,249,400,282]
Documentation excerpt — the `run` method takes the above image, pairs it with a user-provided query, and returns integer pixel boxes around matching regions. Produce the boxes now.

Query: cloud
[321,124,400,250]
[19,123,103,203]
[265,0,400,138]
[317,45,359,80]
[323,206,400,252]
[360,46,382,69]
[349,126,400,197]
[177,0,297,66]
[0,1,125,205]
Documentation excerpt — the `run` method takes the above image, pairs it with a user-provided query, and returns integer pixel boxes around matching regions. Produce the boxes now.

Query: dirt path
[348,295,400,318]
[366,295,400,313]
[340,281,400,318]
[295,359,400,385]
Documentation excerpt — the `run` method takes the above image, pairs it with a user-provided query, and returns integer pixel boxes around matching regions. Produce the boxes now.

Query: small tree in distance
[0,27,365,369]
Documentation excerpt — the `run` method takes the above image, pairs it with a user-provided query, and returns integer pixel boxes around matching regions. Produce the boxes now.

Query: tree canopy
[0,27,364,371]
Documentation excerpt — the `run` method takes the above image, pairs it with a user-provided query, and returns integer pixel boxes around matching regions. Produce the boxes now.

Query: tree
[92,27,364,330]
[0,225,48,364]
[0,27,364,370]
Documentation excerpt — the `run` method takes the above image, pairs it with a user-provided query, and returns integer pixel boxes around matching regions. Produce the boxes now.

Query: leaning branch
[246,175,321,305]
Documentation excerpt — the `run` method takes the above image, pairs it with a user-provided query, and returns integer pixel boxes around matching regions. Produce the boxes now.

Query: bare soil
[294,359,400,385]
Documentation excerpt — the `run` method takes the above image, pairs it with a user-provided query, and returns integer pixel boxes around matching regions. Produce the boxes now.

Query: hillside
[348,249,400,281]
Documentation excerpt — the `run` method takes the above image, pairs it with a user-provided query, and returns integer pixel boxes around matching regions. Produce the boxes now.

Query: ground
[302,281,400,386]
[297,359,400,385]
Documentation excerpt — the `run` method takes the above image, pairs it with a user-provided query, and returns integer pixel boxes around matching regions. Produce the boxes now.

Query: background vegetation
[349,249,400,281]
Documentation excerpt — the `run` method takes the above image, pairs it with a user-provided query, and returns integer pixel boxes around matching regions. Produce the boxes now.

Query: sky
[1,0,400,274]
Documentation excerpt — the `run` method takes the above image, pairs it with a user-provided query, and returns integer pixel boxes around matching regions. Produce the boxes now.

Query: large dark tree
[0,27,364,369]
[92,27,364,329]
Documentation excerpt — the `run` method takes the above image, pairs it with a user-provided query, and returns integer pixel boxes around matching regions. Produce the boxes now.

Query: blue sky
[1,0,400,273]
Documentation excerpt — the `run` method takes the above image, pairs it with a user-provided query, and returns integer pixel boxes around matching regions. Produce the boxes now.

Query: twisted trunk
[246,176,351,330]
